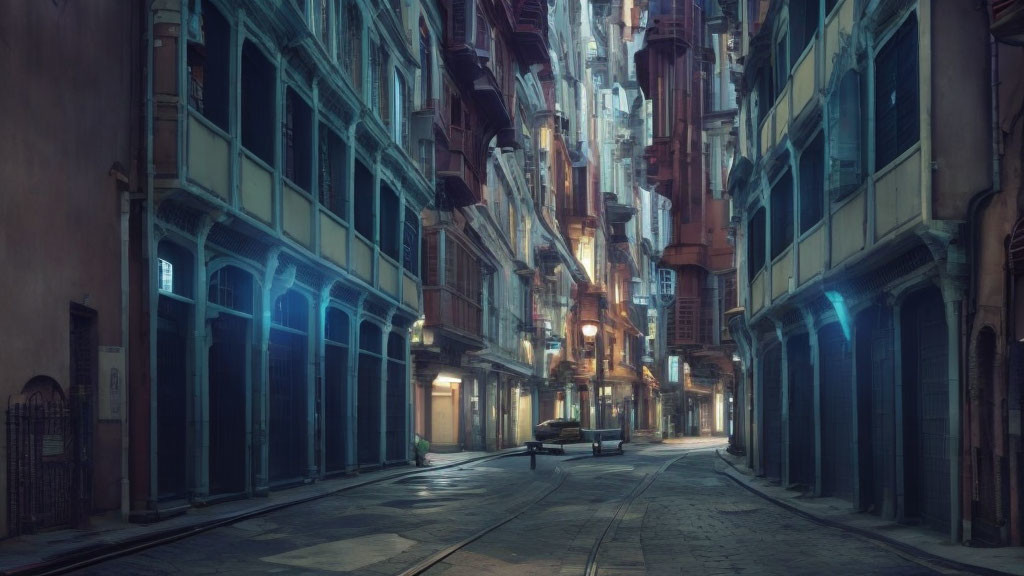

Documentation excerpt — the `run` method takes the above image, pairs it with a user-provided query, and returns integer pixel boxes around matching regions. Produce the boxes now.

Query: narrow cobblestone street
[67,440,967,576]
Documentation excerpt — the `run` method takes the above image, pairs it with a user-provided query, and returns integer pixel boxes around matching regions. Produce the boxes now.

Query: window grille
[874,15,919,169]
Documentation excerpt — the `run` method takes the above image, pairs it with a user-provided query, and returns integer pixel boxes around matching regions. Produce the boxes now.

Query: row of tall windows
[189,3,410,175]
[750,14,919,283]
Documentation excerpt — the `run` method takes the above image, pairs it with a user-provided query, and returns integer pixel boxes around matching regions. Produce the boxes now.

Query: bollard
[530,449,536,470]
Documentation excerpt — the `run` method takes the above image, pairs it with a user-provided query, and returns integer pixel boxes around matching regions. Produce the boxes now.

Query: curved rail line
[401,445,718,576]
[582,449,698,576]
[35,445,720,576]
[18,451,518,576]
[396,467,569,576]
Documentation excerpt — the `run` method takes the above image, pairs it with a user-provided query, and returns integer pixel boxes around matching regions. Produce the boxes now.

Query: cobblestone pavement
[70,442,970,575]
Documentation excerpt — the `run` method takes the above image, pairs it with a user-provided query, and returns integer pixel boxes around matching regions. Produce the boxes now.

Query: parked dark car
[534,418,582,443]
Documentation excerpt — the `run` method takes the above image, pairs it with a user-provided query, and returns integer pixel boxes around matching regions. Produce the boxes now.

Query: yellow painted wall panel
[792,43,816,117]
[831,190,865,265]
[187,116,230,200]
[319,212,348,268]
[751,271,765,315]
[799,226,825,284]
[353,234,373,283]
[404,273,418,309]
[897,150,922,227]
[875,149,922,240]
[240,154,273,224]
[775,89,789,144]
[283,185,312,247]
[380,257,399,297]
[771,249,792,300]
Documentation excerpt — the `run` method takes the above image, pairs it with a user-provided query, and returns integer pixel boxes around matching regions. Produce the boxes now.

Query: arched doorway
[820,322,853,501]
[156,241,193,501]
[323,307,350,474]
[207,265,254,496]
[386,332,408,463]
[761,343,782,482]
[900,285,950,532]
[269,290,310,485]
[357,321,382,466]
[787,332,814,488]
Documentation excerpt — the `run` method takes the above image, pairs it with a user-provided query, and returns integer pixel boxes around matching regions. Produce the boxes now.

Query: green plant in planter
[414,437,430,467]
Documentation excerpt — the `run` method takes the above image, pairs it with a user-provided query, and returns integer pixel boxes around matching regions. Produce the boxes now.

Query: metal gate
[208,315,248,495]
[762,345,782,482]
[357,354,381,466]
[269,331,307,484]
[868,305,895,516]
[6,380,73,535]
[787,334,814,487]
[905,288,950,531]
[385,360,405,462]
[820,323,853,501]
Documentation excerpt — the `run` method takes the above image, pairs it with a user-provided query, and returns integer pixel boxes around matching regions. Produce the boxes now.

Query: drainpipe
[110,163,131,522]
[967,27,1002,332]
[961,17,1002,542]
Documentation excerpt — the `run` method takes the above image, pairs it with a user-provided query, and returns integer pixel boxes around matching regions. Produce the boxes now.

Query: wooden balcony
[661,241,708,271]
[513,0,549,64]
[435,125,482,207]
[423,286,484,347]
[643,14,692,53]
[472,67,513,134]
[644,138,673,192]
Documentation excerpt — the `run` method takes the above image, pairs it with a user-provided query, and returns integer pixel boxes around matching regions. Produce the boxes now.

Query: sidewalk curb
[1,449,523,576]
[713,450,1018,576]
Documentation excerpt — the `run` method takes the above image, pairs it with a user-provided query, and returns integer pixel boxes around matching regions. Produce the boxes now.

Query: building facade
[1,0,143,538]
[635,0,738,438]
[723,0,1017,545]
[411,0,671,451]
[972,0,1024,548]
[131,0,431,518]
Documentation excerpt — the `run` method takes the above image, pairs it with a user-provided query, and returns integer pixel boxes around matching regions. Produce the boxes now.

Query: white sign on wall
[98,346,125,421]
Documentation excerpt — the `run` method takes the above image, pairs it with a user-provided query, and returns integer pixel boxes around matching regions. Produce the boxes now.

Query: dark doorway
[820,322,853,501]
[787,333,814,487]
[324,308,349,474]
[269,291,309,485]
[69,304,96,523]
[208,314,248,495]
[762,344,782,482]
[973,327,1002,544]
[156,242,194,501]
[156,297,190,500]
[900,287,950,531]
[358,321,382,466]
[855,304,896,516]
[386,332,407,462]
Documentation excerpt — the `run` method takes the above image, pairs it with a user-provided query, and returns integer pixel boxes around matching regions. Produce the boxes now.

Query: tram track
[12,450,520,576]
[403,444,720,576]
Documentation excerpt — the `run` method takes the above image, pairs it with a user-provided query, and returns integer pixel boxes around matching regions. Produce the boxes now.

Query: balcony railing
[645,138,673,190]
[513,0,549,64]
[423,286,482,339]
